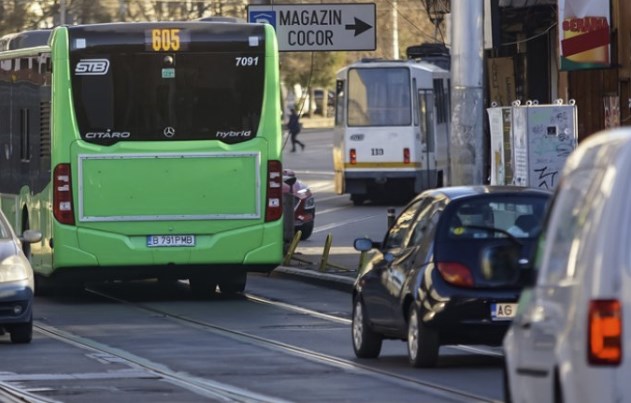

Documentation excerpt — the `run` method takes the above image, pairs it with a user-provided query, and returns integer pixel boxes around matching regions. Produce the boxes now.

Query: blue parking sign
[249,11,276,29]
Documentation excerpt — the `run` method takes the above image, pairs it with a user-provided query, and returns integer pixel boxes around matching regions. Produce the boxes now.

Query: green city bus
[0,22,284,296]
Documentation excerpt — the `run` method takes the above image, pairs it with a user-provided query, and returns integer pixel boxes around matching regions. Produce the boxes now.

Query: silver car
[0,209,41,343]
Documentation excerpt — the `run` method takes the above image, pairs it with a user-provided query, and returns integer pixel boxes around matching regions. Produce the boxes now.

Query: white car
[486,128,631,403]
[0,209,41,343]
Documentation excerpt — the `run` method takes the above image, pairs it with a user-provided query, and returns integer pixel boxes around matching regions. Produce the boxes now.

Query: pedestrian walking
[287,108,305,152]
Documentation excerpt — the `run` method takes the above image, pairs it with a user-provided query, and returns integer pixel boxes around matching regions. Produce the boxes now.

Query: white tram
[332,59,450,205]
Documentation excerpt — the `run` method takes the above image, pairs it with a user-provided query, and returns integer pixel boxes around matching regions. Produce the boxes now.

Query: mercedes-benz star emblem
[163,127,175,138]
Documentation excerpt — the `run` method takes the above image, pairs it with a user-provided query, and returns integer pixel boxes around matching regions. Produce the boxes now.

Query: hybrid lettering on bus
[0,22,284,296]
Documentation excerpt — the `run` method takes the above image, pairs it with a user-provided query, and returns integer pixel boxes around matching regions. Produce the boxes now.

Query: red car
[282,169,316,240]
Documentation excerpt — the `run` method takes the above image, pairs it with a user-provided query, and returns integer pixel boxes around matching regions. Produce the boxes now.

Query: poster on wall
[603,96,620,128]
[558,0,611,71]
[487,57,516,107]
[487,106,513,186]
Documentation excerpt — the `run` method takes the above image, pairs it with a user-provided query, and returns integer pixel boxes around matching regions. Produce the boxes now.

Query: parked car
[351,185,551,368]
[313,88,335,115]
[0,209,42,343]
[283,169,316,240]
[486,128,631,403]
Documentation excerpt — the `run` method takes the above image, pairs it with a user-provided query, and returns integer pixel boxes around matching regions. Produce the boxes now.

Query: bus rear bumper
[343,169,440,195]
[49,221,283,280]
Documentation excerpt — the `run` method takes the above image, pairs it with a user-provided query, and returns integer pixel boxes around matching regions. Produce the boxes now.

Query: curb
[271,266,355,293]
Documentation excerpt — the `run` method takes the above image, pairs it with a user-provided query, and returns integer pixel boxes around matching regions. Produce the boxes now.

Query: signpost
[247,3,376,52]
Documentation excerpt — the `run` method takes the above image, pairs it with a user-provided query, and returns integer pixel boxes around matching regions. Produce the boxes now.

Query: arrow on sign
[345,17,372,37]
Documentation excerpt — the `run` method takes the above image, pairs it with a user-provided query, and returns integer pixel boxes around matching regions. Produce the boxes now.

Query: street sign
[247,3,376,52]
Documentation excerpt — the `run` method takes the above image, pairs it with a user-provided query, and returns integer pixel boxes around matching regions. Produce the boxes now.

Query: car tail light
[588,299,622,366]
[53,163,75,225]
[350,148,356,164]
[403,147,410,164]
[436,262,474,287]
[266,160,283,222]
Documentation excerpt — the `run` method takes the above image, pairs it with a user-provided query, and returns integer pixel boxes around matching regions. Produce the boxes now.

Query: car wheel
[503,360,513,403]
[554,369,564,403]
[351,194,366,206]
[218,272,247,295]
[10,316,33,344]
[407,305,439,368]
[352,297,382,358]
[298,221,314,240]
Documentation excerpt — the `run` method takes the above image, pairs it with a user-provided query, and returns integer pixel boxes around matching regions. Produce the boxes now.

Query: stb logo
[75,59,110,75]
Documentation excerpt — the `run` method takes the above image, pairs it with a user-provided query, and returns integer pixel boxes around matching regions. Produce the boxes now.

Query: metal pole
[119,0,127,22]
[60,0,66,25]
[450,0,485,185]
[392,0,399,59]
[387,208,396,229]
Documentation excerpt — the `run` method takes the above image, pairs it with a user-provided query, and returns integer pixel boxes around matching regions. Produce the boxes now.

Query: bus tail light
[588,299,622,366]
[53,163,75,225]
[350,149,357,164]
[265,160,283,222]
[403,148,410,164]
[436,262,474,287]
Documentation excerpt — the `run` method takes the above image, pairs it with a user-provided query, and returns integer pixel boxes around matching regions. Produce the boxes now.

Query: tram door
[418,89,435,189]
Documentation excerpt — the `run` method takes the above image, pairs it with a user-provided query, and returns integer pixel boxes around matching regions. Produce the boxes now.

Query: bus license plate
[491,303,517,321]
[147,235,196,247]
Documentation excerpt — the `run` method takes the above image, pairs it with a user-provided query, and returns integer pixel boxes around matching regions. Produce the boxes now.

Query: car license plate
[491,303,517,321]
[147,235,196,247]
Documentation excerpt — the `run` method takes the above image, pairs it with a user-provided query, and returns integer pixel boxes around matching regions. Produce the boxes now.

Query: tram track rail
[0,381,61,403]
[32,321,290,403]
[73,287,502,403]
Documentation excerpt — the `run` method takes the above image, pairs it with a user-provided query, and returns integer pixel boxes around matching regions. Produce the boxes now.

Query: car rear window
[448,196,548,239]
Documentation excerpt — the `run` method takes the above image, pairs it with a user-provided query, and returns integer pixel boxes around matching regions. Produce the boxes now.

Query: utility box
[487,104,513,186]
[488,100,578,190]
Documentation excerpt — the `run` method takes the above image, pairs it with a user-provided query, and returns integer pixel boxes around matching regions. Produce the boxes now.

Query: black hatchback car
[351,186,551,368]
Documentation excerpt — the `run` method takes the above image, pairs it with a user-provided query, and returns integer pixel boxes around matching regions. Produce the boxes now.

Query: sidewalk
[271,248,360,293]
[272,265,355,293]
[274,114,352,291]
[301,116,334,129]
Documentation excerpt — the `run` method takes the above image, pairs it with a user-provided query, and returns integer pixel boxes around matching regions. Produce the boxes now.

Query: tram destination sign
[247,3,376,52]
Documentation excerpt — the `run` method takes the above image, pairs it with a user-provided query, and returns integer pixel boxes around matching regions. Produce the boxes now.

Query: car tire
[407,305,439,368]
[503,359,513,403]
[298,221,314,240]
[10,316,33,344]
[351,194,366,206]
[352,297,382,358]
[553,369,564,403]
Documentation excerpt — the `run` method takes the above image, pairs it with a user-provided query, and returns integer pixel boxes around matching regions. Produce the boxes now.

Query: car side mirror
[21,229,42,244]
[354,237,376,251]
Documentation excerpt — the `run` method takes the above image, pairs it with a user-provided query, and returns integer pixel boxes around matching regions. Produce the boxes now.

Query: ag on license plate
[146,235,196,247]
[491,303,517,321]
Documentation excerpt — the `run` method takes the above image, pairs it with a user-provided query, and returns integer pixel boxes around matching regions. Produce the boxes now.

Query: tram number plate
[147,235,196,247]
[491,303,517,321]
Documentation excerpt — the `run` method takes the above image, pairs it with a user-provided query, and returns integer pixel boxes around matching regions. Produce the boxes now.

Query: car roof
[415,185,551,203]
[563,128,631,174]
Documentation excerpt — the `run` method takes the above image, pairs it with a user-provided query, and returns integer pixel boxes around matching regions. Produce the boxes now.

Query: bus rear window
[70,51,265,145]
